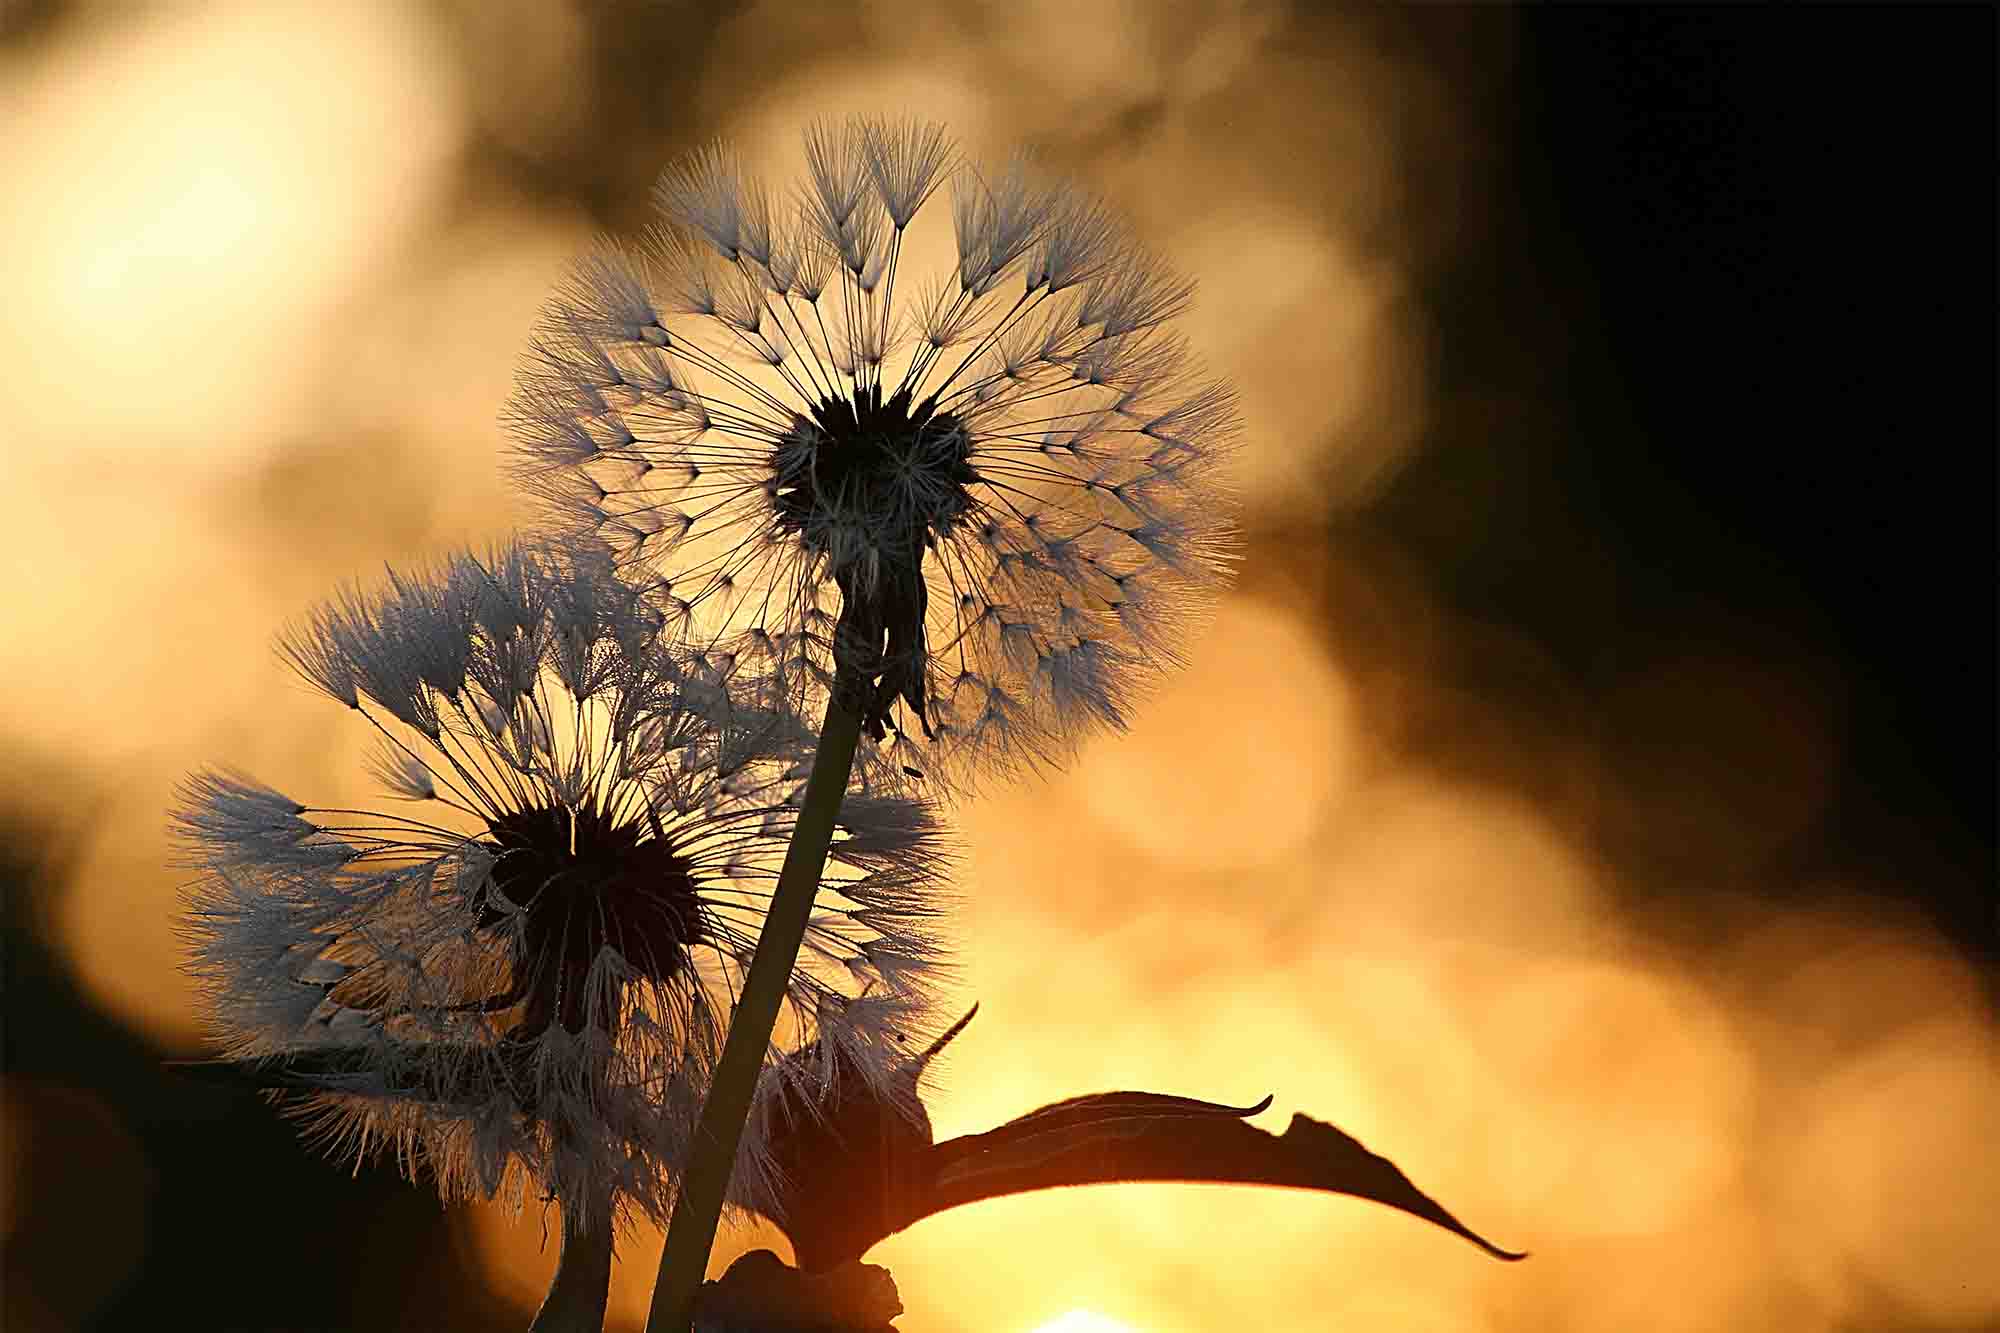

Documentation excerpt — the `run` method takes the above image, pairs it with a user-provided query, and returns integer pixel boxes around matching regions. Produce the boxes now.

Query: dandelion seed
[175,544,951,1230]
[509,115,1240,791]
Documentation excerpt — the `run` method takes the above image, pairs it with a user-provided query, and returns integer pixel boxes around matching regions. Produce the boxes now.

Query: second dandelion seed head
[175,544,953,1229]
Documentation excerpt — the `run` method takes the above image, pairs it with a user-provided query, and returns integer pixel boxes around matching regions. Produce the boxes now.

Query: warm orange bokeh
[1,4,1991,1331]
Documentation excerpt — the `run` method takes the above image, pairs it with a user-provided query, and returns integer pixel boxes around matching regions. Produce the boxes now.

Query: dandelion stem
[644,696,865,1332]
[529,1197,615,1333]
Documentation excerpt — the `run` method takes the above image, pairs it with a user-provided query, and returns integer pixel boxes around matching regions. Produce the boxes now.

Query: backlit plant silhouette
[172,115,1519,1333]
[173,544,951,1329]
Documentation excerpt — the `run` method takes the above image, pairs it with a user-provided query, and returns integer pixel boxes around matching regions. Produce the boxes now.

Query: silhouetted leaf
[753,1008,1525,1269]
[927,1100,1525,1262]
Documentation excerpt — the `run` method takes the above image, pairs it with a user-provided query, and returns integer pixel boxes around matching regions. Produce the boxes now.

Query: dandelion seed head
[509,116,1240,792]
[175,545,952,1230]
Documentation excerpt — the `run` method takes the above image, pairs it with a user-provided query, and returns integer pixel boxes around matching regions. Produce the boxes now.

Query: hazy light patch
[1070,599,1356,872]
[330,202,582,487]
[11,201,557,1042]
[51,713,382,1044]
[436,0,592,163]
[1307,1291,1499,1333]
[1473,960,1756,1238]
[1548,1198,1809,1333]
[1314,775,1614,954]
[1730,907,1990,1069]
[1181,215,1427,513]
[0,491,266,757]
[733,64,1000,165]
[0,0,463,467]
[1776,1016,2000,1323]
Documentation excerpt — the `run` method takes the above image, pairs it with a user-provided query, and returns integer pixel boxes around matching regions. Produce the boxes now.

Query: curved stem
[529,1197,616,1333]
[644,697,864,1331]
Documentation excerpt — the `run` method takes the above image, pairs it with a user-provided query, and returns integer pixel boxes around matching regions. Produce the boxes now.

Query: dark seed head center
[771,384,978,557]
[483,802,702,1035]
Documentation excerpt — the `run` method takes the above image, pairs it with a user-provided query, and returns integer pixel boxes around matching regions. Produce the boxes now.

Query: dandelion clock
[509,116,1240,791]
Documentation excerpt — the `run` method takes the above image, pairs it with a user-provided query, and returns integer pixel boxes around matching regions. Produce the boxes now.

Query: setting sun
[1031,1313,1143,1333]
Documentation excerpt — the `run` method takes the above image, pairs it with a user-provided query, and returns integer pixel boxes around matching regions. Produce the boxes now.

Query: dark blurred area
[1,815,524,1332]
[2,4,1991,1331]
[1372,7,1993,955]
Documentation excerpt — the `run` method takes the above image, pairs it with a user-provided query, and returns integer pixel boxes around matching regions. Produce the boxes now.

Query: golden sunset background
[2,4,1993,1331]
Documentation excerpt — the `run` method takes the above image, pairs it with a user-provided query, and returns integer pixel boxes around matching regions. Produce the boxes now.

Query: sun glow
[1032,1312,1143,1333]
